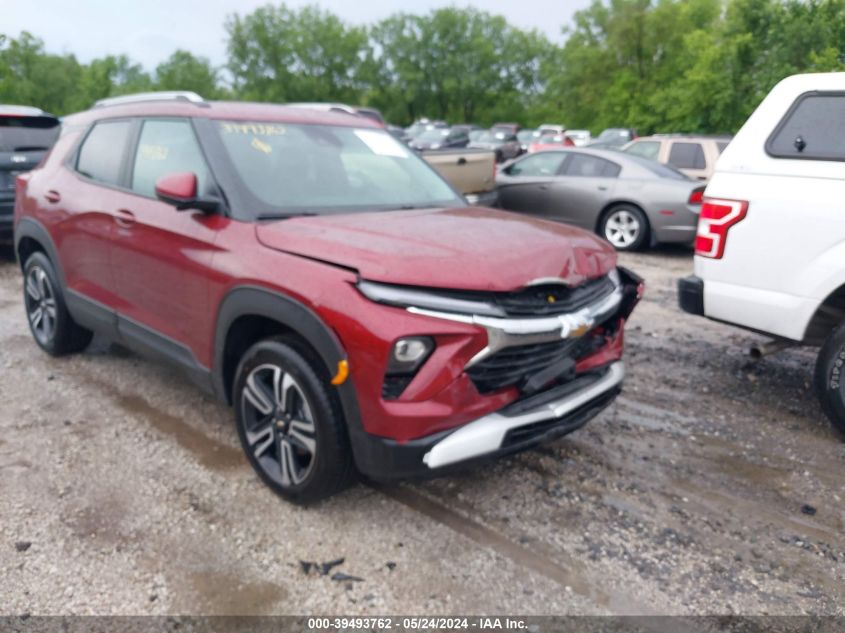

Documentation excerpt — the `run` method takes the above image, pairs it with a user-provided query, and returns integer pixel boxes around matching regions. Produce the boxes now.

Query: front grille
[467,330,610,394]
[416,274,615,318]
[493,276,615,317]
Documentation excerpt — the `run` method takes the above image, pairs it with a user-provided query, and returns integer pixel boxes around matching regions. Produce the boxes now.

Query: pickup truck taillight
[695,197,748,259]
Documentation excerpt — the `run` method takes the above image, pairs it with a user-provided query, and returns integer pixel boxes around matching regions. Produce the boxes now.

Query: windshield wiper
[256,212,320,221]
[388,204,435,211]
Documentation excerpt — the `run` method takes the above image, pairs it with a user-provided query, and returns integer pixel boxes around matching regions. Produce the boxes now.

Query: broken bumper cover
[353,361,624,480]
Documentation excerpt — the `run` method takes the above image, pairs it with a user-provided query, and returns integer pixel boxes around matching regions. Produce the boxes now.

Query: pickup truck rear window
[766,92,845,161]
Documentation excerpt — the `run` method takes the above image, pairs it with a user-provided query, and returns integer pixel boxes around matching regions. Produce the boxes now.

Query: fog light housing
[383,336,435,399]
[387,336,434,374]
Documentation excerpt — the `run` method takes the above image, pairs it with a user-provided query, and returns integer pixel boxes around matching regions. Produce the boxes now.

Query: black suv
[1,106,60,241]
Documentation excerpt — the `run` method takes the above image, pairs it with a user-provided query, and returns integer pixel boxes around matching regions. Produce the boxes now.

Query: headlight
[357,280,506,317]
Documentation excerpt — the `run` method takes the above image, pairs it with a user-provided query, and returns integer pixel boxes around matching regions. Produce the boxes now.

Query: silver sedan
[496,148,704,251]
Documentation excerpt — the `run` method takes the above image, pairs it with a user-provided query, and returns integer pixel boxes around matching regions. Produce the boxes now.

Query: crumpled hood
[255,207,616,291]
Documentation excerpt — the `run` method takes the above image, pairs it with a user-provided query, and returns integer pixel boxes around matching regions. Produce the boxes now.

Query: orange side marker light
[331,360,350,385]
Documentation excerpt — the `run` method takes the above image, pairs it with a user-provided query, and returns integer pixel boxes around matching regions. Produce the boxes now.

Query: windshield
[517,130,535,142]
[215,122,464,216]
[0,116,60,152]
[598,129,630,142]
[417,129,450,142]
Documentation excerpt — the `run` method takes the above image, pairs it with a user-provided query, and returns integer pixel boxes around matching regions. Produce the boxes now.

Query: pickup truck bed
[421,148,497,206]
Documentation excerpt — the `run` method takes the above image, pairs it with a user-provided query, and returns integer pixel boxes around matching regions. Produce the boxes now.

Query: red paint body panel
[255,207,616,290]
[14,100,631,447]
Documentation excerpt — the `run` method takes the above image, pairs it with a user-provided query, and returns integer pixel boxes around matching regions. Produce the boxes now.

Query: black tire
[233,336,356,503]
[813,322,845,435]
[22,251,93,356]
[599,204,650,252]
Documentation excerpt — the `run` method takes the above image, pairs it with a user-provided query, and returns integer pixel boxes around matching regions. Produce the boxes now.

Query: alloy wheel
[25,266,57,346]
[604,209,641,248]
[240,363,318,488]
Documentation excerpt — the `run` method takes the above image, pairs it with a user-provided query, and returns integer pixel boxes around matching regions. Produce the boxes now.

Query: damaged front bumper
[422,361,625,468]
[351,267,643,480]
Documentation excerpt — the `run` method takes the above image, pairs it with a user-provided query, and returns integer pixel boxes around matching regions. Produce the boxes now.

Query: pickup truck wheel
[234,337,356,503]
[814,322,845,434]
[600,205,649,251]
[23,252,93,356]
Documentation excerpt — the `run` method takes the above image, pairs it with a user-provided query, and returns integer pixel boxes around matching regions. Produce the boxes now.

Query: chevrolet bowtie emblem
[559,314,592,339]
[570,322,591,338]
[546,295,556,304]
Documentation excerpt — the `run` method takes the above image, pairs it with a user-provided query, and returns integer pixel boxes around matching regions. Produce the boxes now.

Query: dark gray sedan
[496,148,704,251]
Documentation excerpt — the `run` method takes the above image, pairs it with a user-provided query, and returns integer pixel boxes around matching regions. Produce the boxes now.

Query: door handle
[598,185,608,191]
[114,209,136,228]
[457,157,467,165]
[44,190,61,203]
[538,185,549,191]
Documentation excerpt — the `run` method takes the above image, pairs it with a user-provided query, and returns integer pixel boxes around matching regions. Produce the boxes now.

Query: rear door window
[131,119,209,197]
[76,120,133,186]
[563,154,621,178]
[0,116,60,152]
[766,92,845,161]
[668,142,706,170]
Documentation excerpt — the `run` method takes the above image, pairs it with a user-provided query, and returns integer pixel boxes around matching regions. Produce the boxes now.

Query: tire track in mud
[371,482,655,615]
[73,367,245,471]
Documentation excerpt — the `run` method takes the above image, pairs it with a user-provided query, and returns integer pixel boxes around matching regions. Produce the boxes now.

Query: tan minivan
[623,134,731,181]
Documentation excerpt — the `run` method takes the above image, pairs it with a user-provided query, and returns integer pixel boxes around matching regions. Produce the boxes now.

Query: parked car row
[403,119,599,162]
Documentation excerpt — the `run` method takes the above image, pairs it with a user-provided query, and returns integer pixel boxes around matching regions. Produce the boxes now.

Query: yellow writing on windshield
[222,123,286,136]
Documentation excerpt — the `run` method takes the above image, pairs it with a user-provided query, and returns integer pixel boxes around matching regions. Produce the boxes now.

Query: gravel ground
[0,244,843,616]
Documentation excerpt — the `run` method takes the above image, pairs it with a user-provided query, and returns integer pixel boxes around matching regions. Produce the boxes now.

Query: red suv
[14,92,642,502]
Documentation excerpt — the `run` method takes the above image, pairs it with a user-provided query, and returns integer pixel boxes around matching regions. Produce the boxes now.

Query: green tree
[225,4,369,104]
[155,50,222,98]
[0,32,86,114]
[368,8,554,125]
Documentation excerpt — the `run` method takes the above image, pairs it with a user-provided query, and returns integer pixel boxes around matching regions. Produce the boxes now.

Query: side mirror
[154,172,219,213]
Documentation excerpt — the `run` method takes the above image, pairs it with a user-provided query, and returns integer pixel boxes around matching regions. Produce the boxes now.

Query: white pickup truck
[679,72,845,433]
[421,148,498,207]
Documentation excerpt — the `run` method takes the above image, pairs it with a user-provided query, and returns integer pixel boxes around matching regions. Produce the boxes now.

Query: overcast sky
[3,0,592,70]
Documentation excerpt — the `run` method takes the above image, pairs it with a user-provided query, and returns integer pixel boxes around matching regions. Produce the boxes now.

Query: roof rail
[93,91,206,109]
[0,105,48,117]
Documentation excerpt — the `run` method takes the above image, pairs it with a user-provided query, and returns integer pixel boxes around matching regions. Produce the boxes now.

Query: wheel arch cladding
[14,218,62,279]
[213,286,366,447]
